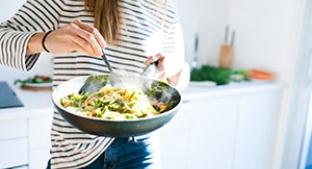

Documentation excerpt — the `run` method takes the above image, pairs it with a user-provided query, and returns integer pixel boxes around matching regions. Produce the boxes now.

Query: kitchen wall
[175,0,304,80]
[173,0,230,66]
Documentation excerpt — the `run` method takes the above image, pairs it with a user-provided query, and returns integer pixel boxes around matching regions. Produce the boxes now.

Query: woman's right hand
[27,20,106,57]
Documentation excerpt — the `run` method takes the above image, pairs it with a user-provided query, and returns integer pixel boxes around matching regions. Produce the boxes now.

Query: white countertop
[0,80,281,120]
[183,81,282,101]
[0,81,53,119]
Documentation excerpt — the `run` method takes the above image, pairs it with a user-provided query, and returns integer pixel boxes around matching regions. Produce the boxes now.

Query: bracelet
[42,31,52,53]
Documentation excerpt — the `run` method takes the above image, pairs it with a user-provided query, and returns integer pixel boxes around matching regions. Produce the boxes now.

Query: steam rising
[110,71,178,106]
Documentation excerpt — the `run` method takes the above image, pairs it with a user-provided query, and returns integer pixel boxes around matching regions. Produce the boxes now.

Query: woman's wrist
[26,32,46,55]
[167,62,190,91]
[167,69,182,86]
[41,31,53,53]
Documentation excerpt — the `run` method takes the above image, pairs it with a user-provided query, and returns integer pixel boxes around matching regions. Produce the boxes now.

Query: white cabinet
[160,83,282,169]
[159,103,191,169]
[0,84,53,169]
[28,114,53,169]
[187,96,240,169]
[29,149,51,169]
[0,113,52,169]
[233,90,281,169]
[0,138,28,169]
[0,118,28,169]
[0,118,28,140]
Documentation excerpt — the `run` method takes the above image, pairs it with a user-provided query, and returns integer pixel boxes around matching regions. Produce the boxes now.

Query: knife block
[218,45,233,68]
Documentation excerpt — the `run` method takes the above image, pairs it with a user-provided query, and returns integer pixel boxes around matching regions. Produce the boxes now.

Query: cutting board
[20,85,52,91]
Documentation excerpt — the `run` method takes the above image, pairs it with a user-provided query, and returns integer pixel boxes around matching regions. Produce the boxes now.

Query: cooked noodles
[60,85,168,120]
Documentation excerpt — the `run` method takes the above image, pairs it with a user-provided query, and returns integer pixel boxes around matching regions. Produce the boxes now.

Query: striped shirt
[0,0,186,168]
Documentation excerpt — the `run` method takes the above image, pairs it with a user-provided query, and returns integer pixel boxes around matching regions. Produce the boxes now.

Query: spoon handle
[101,50,113,72]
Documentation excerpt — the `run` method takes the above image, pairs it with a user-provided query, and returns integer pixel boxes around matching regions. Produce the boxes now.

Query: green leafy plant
[14,75,52,85]
[191,65,232,85]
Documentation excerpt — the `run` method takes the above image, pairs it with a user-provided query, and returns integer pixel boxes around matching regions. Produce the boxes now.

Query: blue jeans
[47,133,161,169]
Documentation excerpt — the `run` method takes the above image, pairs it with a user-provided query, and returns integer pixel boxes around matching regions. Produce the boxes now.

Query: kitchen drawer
[0,118,27,140]
[0,138,28,169]
[29,115,52,149]
[29,148,50,169]
[160,102,192,131]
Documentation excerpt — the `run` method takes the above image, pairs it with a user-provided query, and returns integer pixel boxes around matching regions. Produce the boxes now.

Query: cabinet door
[233,90,281,169]
[187,96,240,169]
[28,115,52,149]
[160,103,192,169]
[0,138,28,169]
[28,114,53,169]
[29,148,51,169]
[0,118,28,169]
[0,118,27,140]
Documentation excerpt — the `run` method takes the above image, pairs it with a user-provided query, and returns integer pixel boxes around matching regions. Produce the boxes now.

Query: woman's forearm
[26,32,46,55]
[167,62,190,91]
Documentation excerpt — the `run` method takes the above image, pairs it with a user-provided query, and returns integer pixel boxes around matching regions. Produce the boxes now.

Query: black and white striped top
[0,0,186,168]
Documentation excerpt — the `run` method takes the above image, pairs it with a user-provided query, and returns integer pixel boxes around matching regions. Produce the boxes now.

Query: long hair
[84,0,119,45]
[84,0,167,45]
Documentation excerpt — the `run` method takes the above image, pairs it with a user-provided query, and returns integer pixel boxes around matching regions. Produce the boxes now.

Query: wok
[52,74,182,137]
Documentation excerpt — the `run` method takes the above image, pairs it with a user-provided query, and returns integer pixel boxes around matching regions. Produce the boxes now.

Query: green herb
[191,65,232,85]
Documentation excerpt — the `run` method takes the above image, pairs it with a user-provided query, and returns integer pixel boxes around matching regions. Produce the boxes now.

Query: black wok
[52,74,182,137]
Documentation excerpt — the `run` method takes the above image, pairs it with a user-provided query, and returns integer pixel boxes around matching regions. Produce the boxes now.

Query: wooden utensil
[218,26,235,68]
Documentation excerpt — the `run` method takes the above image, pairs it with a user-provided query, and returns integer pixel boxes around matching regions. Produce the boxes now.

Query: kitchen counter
[0,82,53,119]
[182,80,281,101]
[0,80,280,119]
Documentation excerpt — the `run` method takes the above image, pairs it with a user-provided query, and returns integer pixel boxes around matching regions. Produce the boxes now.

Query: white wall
[281,0,312,169]
[0,0,25,22]
[226,0,304,81]
[173,0,230,66]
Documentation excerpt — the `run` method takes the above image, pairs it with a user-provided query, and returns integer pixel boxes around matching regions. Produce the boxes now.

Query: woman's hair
[84,0,167,45]
[84,0,119,45]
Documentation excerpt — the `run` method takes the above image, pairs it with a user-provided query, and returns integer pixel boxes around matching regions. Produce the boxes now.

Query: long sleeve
[0,0,62,72]
[162,4,190,91]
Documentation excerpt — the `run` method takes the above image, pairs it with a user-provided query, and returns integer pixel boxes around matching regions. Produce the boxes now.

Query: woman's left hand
[144,53,186,86]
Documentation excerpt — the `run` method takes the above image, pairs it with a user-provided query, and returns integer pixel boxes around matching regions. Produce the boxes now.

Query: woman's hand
[144,53,188,87]
[27,20,106,57]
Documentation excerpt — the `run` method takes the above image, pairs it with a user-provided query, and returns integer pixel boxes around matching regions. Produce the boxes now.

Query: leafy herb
[14,75,52,85]
[191,65,232,85]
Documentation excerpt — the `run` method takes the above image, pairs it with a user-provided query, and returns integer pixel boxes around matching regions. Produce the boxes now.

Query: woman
[0,0,189,168]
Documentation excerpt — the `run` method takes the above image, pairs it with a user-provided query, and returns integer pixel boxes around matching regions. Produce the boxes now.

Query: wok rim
[52,75,182,123]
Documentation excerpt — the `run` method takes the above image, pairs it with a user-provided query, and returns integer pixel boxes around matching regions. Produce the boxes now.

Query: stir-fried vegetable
[60,85,169,120]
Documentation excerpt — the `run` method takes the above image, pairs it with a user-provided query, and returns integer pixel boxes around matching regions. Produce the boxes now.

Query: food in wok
[52,74,182,137]
[60,85,171,120]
